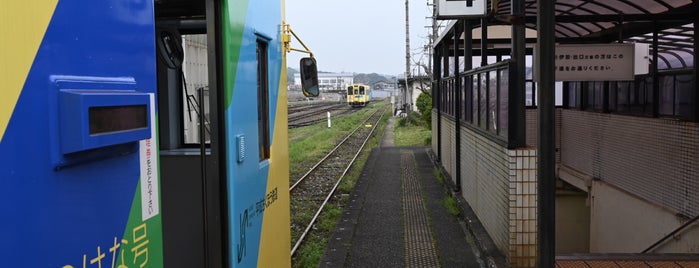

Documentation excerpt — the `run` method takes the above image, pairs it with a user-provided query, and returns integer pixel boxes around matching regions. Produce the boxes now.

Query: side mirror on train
[300,57,319,97]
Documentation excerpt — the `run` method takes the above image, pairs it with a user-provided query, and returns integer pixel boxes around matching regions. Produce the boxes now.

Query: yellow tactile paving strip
[401,150,440,268]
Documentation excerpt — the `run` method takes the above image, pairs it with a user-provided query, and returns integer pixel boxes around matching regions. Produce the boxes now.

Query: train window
[181,34,210,145]
[347,86,352,95]
[257,40,270,161]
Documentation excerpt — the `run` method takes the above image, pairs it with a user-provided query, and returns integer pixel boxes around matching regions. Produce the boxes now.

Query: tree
[411,58,432,95]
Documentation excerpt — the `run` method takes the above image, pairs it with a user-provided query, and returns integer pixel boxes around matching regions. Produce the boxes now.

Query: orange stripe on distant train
[0,0,59,142]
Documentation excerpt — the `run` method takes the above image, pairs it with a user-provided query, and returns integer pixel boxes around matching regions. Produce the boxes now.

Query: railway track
[288,102,326,114]
[288,103,350,128]
[289,107,387,256]
[288,108,355,128]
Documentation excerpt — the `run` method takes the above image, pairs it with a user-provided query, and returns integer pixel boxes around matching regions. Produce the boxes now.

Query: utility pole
[425,0,438,96]
[405,0,411,79]
[405,0,411,111]
[427,0,437,73]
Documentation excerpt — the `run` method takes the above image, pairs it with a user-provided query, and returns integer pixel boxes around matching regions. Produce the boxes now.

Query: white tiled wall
[458,121,538,267]
[432,110,439,157]
[440,117,457,183]
[508,149,537,267]
[435,106,699,265]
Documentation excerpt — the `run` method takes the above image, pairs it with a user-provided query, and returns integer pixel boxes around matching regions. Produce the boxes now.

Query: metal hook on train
[283,24,319,97]
[283,23,314,58]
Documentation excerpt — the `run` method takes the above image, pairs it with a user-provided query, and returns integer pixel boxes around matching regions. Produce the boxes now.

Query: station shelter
[430,1,698,267]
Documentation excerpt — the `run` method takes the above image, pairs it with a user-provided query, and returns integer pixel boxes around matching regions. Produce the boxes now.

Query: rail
[288,103,349,128]
[289,108,386,256]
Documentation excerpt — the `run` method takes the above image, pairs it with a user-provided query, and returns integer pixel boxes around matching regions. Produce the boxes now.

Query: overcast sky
[286,0,434,77]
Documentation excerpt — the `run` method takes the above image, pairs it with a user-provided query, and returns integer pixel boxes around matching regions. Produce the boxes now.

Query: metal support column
[464,20,473,74]
[454,22,462,192]
[435,40,442,162]
[510,0,526,148]
[652,22,660,117]
[694,13,698,121]
[480,18,488,129]
[205,0,227,266]
[480,18,488,67]
[536,0,556,267]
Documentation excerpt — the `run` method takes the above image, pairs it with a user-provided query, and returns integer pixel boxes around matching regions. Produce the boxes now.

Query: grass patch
[393,112,432,147]
[293,239,326,268]
[434,169,445,185]
[291,203,344,268]
[289,103,384,180]
[444,195,461,216]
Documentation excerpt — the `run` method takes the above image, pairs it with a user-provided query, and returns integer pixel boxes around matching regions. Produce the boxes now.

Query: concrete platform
[320,117,488,267]
[319,117,699,268]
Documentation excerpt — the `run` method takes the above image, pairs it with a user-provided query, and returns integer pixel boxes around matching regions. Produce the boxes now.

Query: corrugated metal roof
[442,0,696,69]
[497,0,695,69]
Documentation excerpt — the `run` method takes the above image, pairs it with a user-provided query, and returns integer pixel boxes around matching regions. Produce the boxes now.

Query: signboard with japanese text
[436,0,487,19]
[542,43,636,81]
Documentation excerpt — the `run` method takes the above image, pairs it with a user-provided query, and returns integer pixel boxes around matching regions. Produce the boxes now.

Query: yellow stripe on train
[0,0,58,142]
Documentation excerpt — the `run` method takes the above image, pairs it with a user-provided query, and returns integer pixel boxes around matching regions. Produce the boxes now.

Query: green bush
[397,112,422,128]
[397,118,407,127]
[394,113,432,146]
[416,92,432,129]
[416,92,432,113]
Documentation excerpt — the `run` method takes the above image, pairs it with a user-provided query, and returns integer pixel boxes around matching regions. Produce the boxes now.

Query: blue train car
[0,0,317,267]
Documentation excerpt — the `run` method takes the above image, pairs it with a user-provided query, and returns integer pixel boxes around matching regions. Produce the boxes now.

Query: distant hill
[353,73,390,87]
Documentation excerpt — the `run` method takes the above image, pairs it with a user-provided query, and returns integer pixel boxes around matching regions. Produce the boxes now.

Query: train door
[2,0,315,266]
[1,1,163,267]
[217,1,293,266]
[153,1,225,267]
[155,0,295,267]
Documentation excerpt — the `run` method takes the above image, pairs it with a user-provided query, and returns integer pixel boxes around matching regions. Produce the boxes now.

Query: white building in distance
[292,72,354,91]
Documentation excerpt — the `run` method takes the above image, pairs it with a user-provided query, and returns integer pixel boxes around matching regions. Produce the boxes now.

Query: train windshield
[347,86,353,95]
[359,86,365,94]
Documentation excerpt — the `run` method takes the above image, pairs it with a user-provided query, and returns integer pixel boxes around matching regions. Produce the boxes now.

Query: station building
[292,72,354,91]
[398,75,431,113]
[430,1,697,267]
